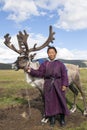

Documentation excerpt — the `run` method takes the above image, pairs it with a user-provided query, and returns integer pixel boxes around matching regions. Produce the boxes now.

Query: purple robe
[29,60,70,117]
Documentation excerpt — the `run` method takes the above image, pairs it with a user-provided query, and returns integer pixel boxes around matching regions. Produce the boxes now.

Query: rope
[25,87,31,118]
[24,61,31,118]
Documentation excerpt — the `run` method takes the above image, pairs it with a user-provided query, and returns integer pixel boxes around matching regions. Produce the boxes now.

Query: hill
[0,59,87,69]
[0,63,11,70]
[60,59,87,67]
[36,58,87,68]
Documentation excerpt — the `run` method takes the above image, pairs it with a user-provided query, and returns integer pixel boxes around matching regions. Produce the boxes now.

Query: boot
[60,114,65,127]
[49,116,56,127]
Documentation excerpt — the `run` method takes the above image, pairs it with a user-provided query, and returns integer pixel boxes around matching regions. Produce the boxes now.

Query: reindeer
[3,26,87,116]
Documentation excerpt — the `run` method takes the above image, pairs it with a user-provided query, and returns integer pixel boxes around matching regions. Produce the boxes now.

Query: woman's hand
[27,67,31,73]
[62,86,67,91]
[24,66,31,73]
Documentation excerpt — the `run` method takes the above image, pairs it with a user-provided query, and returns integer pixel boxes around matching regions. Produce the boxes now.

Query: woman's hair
[47,46,57,53]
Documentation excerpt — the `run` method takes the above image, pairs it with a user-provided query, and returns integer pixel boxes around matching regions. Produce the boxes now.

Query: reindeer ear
[29,53,37,61]
[33,53,37,57]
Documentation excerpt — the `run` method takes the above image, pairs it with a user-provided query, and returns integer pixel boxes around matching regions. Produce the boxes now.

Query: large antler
[4,31,29,56]
[4,34,21,54]
[17,30,29,56]
[29,25,55,52]
[4,25,55,56]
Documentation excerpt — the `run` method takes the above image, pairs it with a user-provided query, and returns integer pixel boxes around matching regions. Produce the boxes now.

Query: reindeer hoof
[41,117,49,124]
[70,105,77,113]
[83,109,87,116]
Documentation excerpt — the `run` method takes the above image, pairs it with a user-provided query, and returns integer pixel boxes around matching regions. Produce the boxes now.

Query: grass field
[0,69,87,108]
[0,69,87,130]
[0,70,31,108]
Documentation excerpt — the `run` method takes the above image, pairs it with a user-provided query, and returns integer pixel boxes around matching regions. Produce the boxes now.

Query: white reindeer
[3,26,87,116]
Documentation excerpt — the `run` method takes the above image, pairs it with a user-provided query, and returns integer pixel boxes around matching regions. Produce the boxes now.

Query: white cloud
[36,0,64,10]
[0,36,19,63]
[1,0,87,30]
[71,50,87,60]
[0,45,18,63]
[54,0,87,30]
[28,33,47,48]
[33,49,47,60]
[57,47,74,60]
[2,0,39,22]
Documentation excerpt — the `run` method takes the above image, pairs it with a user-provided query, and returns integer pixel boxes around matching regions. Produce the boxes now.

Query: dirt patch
[0,88,86,130]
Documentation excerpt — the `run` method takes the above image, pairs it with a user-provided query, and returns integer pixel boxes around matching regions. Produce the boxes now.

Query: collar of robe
[48,57,58,62]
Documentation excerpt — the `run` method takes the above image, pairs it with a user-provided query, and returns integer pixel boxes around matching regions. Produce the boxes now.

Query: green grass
[0,70,27,88]
[0,69,87,108]
[0,70,31,108]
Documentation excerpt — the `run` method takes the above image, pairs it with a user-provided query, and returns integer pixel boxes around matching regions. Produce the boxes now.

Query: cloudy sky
[0,0,87,63]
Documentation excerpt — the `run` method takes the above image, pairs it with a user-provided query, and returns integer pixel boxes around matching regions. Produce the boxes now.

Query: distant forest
[60,59,87,68]
[36,58,87,68]
[0,63,11,70]
[0,59,87,70]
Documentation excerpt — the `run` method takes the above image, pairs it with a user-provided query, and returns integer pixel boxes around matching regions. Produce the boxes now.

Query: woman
[25,46,69,127]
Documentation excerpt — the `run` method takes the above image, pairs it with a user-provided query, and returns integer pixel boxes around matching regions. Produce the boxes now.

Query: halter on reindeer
[3,26,87,116]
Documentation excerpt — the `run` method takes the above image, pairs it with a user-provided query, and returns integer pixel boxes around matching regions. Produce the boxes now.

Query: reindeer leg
[77,86,87,116]
[74,79,87,116]
[69,84,78,113]
[70,94,77,113]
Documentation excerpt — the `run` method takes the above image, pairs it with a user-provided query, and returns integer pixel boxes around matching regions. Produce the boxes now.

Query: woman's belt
[45,76,61,85]
[44,76,61,79]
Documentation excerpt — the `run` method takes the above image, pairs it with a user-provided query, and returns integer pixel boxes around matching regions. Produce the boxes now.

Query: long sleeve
[29,62,46,78]
[61,63,69,87]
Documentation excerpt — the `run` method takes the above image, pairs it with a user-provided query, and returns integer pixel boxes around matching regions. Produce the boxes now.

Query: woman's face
[47,49,57,60]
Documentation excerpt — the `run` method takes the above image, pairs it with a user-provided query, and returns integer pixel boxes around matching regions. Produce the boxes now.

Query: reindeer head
[4,26,55,70]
